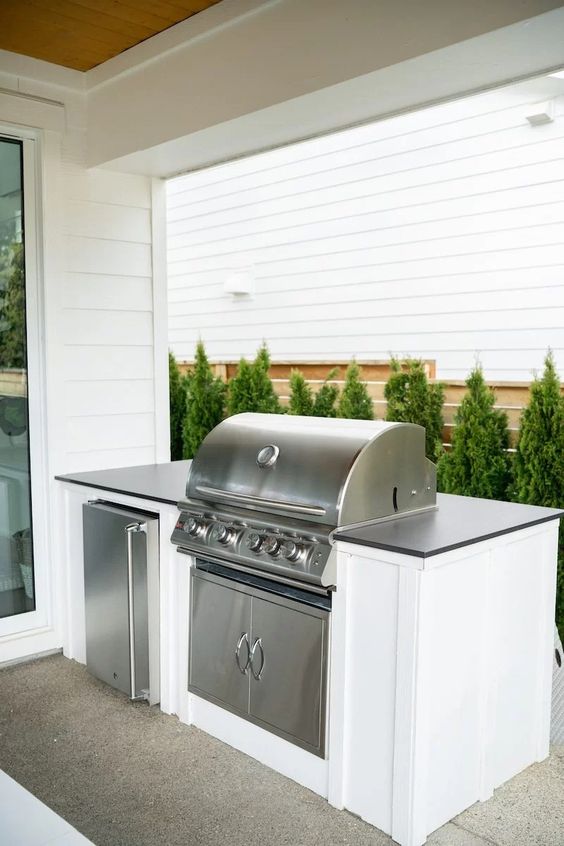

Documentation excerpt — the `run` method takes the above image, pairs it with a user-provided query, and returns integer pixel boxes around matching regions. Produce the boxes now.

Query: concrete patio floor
[0,654,562,846]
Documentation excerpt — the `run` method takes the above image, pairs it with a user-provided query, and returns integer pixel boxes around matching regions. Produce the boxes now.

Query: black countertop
[56,461,191,506]
[334,493,563,559]
[56,465,562,558]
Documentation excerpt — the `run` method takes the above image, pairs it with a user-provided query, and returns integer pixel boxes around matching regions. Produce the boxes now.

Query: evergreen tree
[289,370,314,415]
[437,366,511,499]
[385,358,444,461]
[227,358,254,416]
[182,341,226,458]
[227,344,281,415]
[513,352,564,639]
[250,344,281,413]
[338,361,373,420]
[513,352,564,508]
[312,369,339,418]
[169,352,187,461]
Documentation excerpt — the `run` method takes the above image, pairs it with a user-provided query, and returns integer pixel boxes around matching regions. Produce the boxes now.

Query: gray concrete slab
[0,655,562,846]
[427,823,493,845]
[454,747,564,846]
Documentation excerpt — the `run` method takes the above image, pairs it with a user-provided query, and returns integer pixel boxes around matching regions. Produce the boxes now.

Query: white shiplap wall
[167,78,564,380]
[61,162,158,472]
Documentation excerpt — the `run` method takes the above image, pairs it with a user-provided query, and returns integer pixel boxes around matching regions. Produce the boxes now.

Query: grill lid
[186,413,436,528]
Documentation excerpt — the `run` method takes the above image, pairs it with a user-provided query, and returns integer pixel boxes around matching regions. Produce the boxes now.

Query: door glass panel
[0,138,34,618]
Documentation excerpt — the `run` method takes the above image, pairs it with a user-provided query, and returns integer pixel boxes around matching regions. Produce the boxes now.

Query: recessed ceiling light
[548,70,564,79]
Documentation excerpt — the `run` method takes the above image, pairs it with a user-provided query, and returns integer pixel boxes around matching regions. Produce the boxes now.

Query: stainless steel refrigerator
[83,501,160,704]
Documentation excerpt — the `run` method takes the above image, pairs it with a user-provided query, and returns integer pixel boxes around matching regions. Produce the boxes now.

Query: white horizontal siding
[63,380,155,418]
[62,168,157,468]
[167,80,564,380]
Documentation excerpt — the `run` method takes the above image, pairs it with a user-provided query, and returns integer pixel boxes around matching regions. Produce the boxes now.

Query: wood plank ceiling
[0,0,223,71]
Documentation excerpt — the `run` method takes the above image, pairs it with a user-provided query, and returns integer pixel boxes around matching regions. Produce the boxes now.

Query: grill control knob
[210,523,233,544]
[262,535,281,556]
[186,516,203,537]
[281,540,301,562]
[245,532,263,552]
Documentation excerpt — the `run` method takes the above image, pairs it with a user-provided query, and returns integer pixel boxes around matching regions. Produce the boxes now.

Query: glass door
[0,137,34,620]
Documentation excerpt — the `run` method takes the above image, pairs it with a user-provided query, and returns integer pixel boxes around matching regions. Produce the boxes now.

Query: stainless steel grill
[172,413,436,590]
[173,413,436,757]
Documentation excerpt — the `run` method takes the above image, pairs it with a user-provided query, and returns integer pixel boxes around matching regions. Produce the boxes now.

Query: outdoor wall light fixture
[525,101,554,126]
[223,269,254,298]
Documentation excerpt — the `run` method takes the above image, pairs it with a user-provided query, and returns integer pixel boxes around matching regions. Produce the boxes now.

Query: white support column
[327,550,351,810]
[477,549,495,803]
[392,567,429,846]
[535,522,559,762]
[150,176,170,463]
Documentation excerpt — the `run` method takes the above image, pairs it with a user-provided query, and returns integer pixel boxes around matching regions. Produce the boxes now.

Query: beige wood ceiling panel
[0,0,223,71]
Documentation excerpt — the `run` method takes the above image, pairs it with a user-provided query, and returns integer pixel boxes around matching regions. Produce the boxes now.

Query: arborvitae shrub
[250,344,281,413]
[227,358,254,416]
[312,369,339,418]
[513,352,564,508]
[182,341,226,458]
[385,359,445,461]
[289,370,314,415]
[437,366,511,499]
[227,344,281,415]
[288,368,340,417]
[338,362,373,420]
[513,352,564,639]
[169,352,187,461]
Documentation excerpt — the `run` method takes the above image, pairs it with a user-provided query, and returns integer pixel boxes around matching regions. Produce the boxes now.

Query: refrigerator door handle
[125,521,146,699]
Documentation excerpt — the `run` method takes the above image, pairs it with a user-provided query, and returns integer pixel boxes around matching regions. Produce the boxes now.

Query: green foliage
[338,361,373,420]
[512,352,564,639]
[312,368,339,418]
[169,352,188,461]
[182,342,226,459]
[289,370,314,415]
[557,551,564,646]
[384,359,444,461]
[288,368,340,417]
[437,366,511,500]
[513,352,564,508]
[250,344,281,413]
[227,344,281,415]
[227,358,254,416]
[0,243,26,369]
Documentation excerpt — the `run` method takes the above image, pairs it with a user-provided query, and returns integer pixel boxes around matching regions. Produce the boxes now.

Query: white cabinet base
[329,522,558,846]
[189,694,329,797]
[58,479,559,846]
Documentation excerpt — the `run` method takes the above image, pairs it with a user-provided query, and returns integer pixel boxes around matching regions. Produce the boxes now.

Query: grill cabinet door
[249,595,327,755]
[189,572,251,714]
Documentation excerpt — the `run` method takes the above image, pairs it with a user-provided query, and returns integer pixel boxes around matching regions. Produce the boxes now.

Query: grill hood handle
[194,485,327,518]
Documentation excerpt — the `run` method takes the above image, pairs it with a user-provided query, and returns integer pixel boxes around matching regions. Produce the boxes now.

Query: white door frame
[0,127,53,645]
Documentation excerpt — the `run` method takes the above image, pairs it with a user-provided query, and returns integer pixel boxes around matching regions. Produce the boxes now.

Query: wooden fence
[178,360,564,447]
[0,369,27,398]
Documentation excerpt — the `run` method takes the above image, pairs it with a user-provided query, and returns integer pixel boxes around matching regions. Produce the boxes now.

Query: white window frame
[0,127,52,641]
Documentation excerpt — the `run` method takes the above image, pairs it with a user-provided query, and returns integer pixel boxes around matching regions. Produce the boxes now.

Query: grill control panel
[172,508,332,588]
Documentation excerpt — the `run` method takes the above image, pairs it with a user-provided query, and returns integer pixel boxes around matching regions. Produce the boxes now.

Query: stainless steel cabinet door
[249,596,327,754]
[189,574,251,715]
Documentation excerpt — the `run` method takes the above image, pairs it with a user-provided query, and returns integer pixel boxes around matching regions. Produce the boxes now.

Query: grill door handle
[250,637,265,680]
[235,632,250,674]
